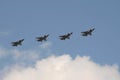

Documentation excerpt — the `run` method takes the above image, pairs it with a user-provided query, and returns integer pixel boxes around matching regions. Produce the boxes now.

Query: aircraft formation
[11,28,95,47]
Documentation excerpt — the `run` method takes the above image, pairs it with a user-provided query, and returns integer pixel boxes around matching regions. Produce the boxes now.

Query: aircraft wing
[60,37,66,40]
[11,42,18,46]
[81,31,88,36]
[36,37,40,39]
[59,35,66,38]
[36,37,43,40]
[19,39,24,42]
[81,31,87,33]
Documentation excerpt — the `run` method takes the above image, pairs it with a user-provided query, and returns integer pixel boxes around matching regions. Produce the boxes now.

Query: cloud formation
[40,41,52,49]
[0,42,120,80]
[0,41,52,60]
[0,47,7,58]
[2,55,120,80]
[0,47,39,61]
[0,31,10,36]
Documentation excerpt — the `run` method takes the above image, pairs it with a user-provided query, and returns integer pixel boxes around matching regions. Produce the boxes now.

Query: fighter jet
[81,28,95,36]
[11,39,24,46]
[36,34,49,42]
[59,32,73,40]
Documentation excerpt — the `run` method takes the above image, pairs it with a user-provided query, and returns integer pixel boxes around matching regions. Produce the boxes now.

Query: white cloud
[12,49,40,60]
[0,32,10,36]
[0,45,120,80]
[0,47,7,58]
[40,41,52,49]
[0,47,40,62]
[2,55,120,80]
[0,41,52,59]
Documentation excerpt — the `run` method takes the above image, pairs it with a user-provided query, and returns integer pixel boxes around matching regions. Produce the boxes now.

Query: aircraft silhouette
[11,39,24,46]
[81,28,95,36]
[36,34,49,42]
[59,32,73,40]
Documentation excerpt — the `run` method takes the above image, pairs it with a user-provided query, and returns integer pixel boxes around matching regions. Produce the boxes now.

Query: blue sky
[0,0,120,78]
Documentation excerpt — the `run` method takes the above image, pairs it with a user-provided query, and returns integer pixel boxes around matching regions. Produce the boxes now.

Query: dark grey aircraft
[81,28,95,36]
[36,34,49,42]
[59,32,73,40]
[11,39,24,46]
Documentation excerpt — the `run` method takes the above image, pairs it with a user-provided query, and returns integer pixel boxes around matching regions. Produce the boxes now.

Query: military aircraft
[81,28,95,36]
[36,34,49,42]
[11,39,24,46]
[59,32,73,40]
